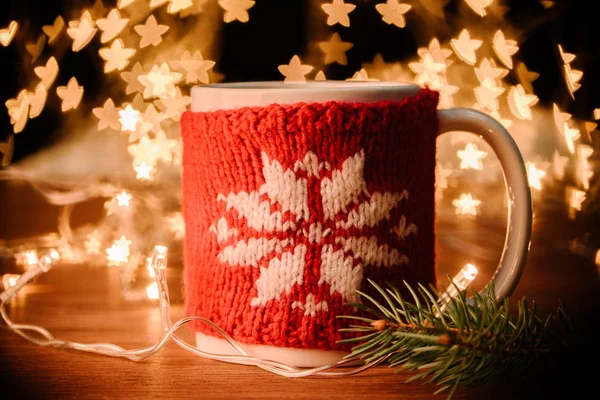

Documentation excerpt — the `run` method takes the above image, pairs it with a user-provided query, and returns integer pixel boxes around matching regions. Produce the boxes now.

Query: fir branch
[337,279,577,399]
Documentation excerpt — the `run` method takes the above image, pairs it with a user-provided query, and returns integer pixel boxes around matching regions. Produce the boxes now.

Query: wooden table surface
[1,186,599,399]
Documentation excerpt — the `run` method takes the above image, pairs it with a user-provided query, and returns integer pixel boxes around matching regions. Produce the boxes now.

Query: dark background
[0,1,599,398]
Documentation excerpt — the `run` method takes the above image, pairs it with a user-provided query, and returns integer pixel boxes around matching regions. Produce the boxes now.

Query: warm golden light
[526,161,546,191]
[218,0,255,23]
[2,274,20,290]
[278,55,313,83]
[322,0,356,27]
[452,193,481,216]
[134,15,169,48]
[96,9,129,43]
[0,21,19,47]
[56,77,84,112]
[66,11,97,52]
[375,1,412,28]
[319,33,353,65]
[116,190,132,207]
[118,105,141,132]
[106,235,132,266]
[457,142,487,170]
[146,282,159,300]
[465,0,493,17]
[492,30,518,69]
[450,29,482,65]
[575,145,594,190]
[99,39,135,73]
[84,230,102,255]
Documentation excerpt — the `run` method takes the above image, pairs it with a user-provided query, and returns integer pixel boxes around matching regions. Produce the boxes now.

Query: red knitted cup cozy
[180,88,440,351]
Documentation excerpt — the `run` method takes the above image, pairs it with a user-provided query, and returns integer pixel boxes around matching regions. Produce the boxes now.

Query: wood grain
[1,186,599,399]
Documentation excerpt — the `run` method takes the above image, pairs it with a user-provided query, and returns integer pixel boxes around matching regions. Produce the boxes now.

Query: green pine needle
[337,279,577,399]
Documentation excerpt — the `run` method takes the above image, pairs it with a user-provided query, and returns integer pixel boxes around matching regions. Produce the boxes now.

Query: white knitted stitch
[336,191,408,229]
[320,150,368,220]
[251,244,307,306]
[319,245,363,303]
[260,152,309,221]
[293,151,321,178]
[208,217,238,243]
[218,192,286,232]
[291,293,329,317]
[392,216,418,239]
[218,237,289,267]
[336,236,408,267]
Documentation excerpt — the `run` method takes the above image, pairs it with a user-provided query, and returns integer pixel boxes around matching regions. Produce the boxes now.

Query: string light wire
[0,246,476,377]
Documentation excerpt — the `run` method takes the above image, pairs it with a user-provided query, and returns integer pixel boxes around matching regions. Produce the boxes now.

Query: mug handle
[437,108,533,302]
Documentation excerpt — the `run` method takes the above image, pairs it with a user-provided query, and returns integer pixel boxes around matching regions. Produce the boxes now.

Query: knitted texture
[180,88,440,351]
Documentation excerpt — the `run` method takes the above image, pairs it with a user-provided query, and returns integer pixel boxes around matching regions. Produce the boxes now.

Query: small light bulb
[146,257,155,278]
[463,263,478,281]
[151,245,168,270]
[146,282,159,300]
[2,274,21,290]
[49,249,61,261]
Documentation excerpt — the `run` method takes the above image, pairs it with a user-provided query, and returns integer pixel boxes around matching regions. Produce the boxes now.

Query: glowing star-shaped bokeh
[515,62,540,94]
[507,84,538,120]
[150,0,169,8]
[180,0,208,17]
[315,71,327,81]
[67,11,97,52]
[167,213,186,239]
[25,34,46,64]
[56,77,84,112]
[450,29,482,66]
[418,38,453,67]
[566,186,586,220]
[170,50,215,84]
[5,90,29,134]
[319,33,353,65]
[435,163,452,201]
[562,122,580,154]
[375,0,411,28]
[134,162,154,180]
[453,193,481,216]
[22,250,39,267]
[167,0,194,13]
[526,161,546,191]
[218,0,255,23]
[474,78,504,111]
[96,9,129,43]
[0,21,18,47]
[155,88,191,121]
[120,62,145,94]
[84,230,102,254]
[575,145,594,190]
[553,103,572,137]
[458,142,488,170]
[465,0,493,17]
[116,190,132,206]
[552,150,568,180]
[152,131,178,162]
[134,15,169,48]
[93,98,121,131]
[474,58,507,85]
[0,135,14,167]
[138,63,182,99]
[409,53,445,86]
[492,30,518,69]
[106,235,132,265]
[43,16,65,45]
[99,39,136,73]
[146,282,159,300]
[118,0,136,8]
[322,0,356,27]
[34,57,59,89]
[128,135,158,166]
[347,68,378,81]
[118,105,141,132]
[594,108,600,121]
[558,44,582,97]
[25,84,47,119]
[278,55,313,83]
[140,104,165,134]
[437,78,459,108]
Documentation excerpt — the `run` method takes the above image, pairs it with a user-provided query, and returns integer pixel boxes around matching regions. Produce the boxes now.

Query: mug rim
[191,81,421,112]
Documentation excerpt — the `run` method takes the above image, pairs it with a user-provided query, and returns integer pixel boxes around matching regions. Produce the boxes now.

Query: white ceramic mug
[184,81,532,367]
